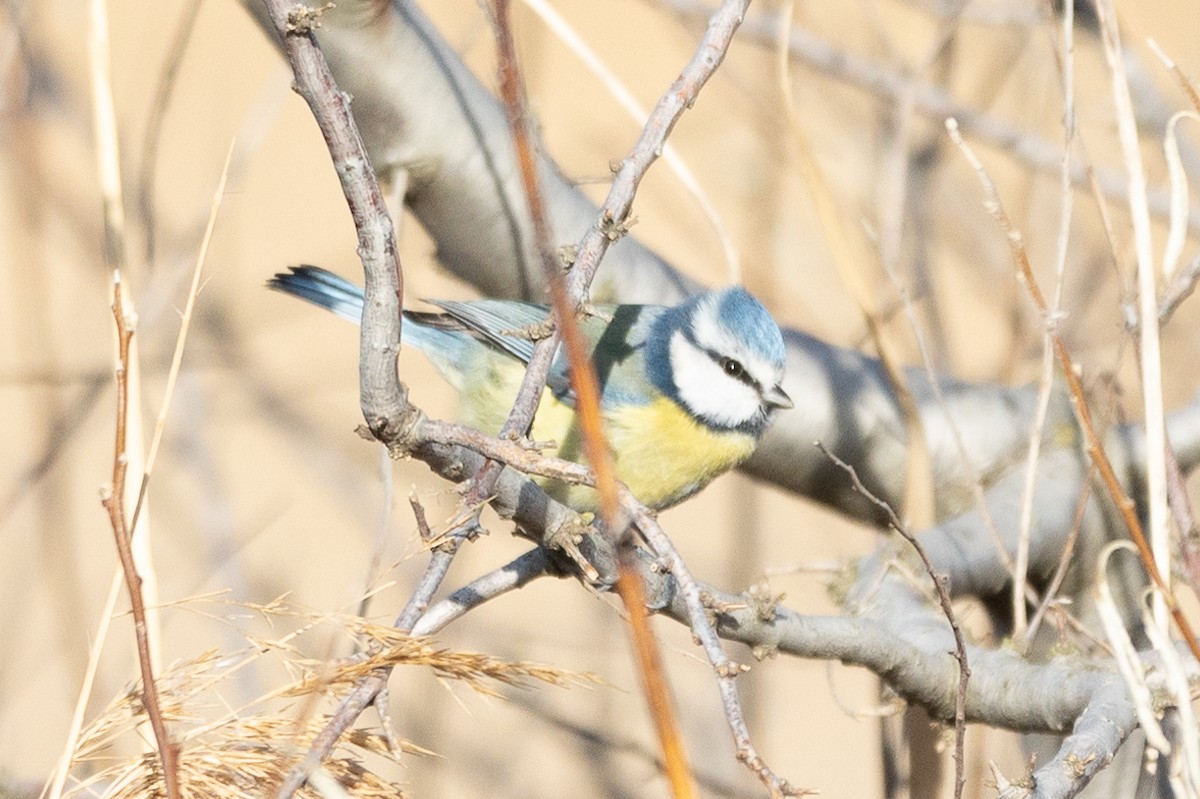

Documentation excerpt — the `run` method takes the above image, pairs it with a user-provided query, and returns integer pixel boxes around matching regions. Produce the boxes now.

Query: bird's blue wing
[430,301,658,409]
[425,299,550,365]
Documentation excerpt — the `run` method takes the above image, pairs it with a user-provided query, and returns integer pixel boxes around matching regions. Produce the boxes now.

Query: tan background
[3,0,1200,796]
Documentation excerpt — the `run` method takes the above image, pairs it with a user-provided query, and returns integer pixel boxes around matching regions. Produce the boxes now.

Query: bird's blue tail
[268,266,472,380]
[268,265,366,323]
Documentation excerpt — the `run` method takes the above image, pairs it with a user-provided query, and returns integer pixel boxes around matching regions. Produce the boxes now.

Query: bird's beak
[764,383,794,410]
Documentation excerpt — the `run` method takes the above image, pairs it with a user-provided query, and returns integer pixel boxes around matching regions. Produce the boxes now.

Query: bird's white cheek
[669,333,761,428]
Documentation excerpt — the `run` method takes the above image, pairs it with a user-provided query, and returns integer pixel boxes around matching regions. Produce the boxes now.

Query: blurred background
[2,0,1200,796]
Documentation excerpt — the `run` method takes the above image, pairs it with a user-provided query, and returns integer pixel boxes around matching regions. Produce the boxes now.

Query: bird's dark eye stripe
[702,347,758,389]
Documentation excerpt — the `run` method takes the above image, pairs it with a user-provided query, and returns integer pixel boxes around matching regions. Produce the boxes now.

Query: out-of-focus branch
[657,0,1200,230]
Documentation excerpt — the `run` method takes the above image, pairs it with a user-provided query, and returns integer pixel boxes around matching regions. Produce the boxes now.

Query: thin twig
[1024,467,1096,648]
[136,0,203,267]
[520,0,740,283]
[101,274,181,799]
[816,443,969,799]
[1012,0,1077,643]
[630,501,808,797]
[490,2,695,794]
[89,0,176,791]
[1092,0,1171,632]
[44,571,124,799]
[563,0,752,301]
[946,118,1200,664]
[1167,444,1200,596]
[1158,252,1200,326]
[1148,39,1200,117]
[277,497,482,797]
[128,142,234,534]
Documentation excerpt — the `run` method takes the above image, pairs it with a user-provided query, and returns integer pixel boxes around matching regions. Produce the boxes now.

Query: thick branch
[409,432,1186,799]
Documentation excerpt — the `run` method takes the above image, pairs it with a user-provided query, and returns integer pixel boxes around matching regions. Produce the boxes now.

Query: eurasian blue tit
[270,266,792,511]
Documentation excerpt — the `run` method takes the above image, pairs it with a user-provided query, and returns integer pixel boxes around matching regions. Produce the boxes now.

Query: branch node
[746,581,785,622]
[716,660,750,678]
[558,243,578,270]
[544,518,602,584]
[598,212,636,242]
[372,403,427,459]
[285,2,335,34]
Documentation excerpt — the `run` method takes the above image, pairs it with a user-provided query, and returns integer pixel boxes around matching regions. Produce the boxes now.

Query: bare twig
[1024,468,1096,649]
[268,0,410,443]
[89,0,177,792]
[129,143,234,534]
[946,118,1200,664]
[1167,444,1200,595]
[136,0,203,267]
[101,274,181,799]
[1013,0,1077,643]
[817,443,969,799]
[276,495,482,797]
[562,0,752,301]
[1158,252,1200,326]
[1093,0,1171,631]
[520,0,740,282]
[413,548,554,636]
[630,502,808,797]
[1149,39,1200,116]
[45,571,124,799]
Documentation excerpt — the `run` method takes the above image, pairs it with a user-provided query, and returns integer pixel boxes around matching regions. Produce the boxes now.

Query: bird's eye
[721,357,744,378]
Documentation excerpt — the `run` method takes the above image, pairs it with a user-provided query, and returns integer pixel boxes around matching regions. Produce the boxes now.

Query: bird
[269,266,792,512]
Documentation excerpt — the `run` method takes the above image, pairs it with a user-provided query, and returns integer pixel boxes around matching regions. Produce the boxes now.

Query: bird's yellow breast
[456,357,757,511]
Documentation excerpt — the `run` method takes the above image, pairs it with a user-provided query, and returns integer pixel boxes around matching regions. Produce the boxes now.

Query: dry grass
[55,600,596,799]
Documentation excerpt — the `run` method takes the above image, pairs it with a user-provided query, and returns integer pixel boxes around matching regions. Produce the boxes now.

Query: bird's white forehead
[690,295,738,351]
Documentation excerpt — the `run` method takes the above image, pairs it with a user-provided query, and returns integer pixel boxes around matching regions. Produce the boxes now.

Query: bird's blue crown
[645,286,786,433]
